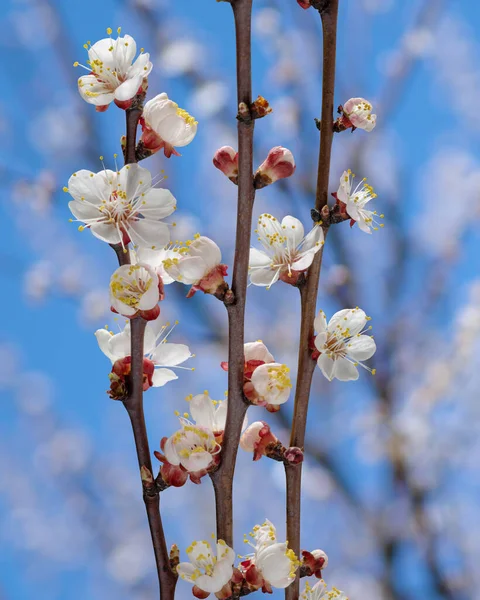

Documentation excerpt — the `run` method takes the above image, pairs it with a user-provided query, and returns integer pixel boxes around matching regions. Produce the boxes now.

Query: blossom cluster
[175,520,346,600]
[68,23,381,600]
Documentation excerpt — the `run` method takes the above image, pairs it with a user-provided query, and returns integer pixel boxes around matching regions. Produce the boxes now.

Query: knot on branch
[311,204,349,227]
[237,96,272,123]
[311,0,333,14]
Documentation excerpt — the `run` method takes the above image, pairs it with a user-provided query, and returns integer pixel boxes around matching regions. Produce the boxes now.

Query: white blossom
[242,520,299,589]
[109,263,160,317]
[343,97,376,131]
[67,163,175,249]
[177,539,235,593]
[249,214,324,288]
[162,235,228,297]
[336,170,383,234]
[135,245,178,284]
[164,418,220,472]
[141,93,198,157]
[186,391,247,435]
[250,363,292,406]
[314,308,376,382]
[75,29,152,109]
[95,317,192,386]
[301,580,349,600]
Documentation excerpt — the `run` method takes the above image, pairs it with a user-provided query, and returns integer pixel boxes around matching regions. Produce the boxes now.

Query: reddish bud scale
[192,586,210,599]
[187,264,229,299]
[139,118,180,158]
[253,422,278,461]
[302,550,326,578]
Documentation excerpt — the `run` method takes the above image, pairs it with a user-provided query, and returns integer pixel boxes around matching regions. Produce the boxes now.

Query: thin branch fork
[210,0,255,548]
[110,106,177,599]
[285,2,339,600]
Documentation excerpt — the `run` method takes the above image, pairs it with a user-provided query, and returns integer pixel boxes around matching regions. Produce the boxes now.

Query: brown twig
[113,106,177,599]
[210,0,255,547]
[285,3,339,599]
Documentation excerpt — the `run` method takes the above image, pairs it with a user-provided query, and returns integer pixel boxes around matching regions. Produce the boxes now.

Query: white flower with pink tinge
[75,28,152,111]
[163,417,221,473]
[162,235,229,298]
[249,214,324,288]
[335,170,384,234]
[67,163,175,250]
[314,308,376,381]
[186,391,248,436]
[177,539,235,596]
[95,317,192,387]
[140,93,198,158]
[239,520,300,591]
[342,97,376,132]
[109,263,161,319]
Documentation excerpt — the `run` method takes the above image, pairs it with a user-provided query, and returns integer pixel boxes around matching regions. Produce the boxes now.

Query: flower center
[325,332,347,360]
[110,265,152,307]
[176,107,198,126]
[267,365,292,391]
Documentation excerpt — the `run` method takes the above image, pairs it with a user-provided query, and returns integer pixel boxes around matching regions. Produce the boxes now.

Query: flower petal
[347,335,376,361]
[281,216,304,248]
[317,354,336,381]
[128,220,170,249]
[328,308,367,337]
[94,329,117,362]
[175,256,208,283]
[152,343,191,367]
[90,222,121,244]
[249,247,272,267]
[244,341,274,363]
[152,368,178,387]
[189,393,216,431]
[176,562,196,583]
[314,310,327,335]
[68,169,111,204]
[334,357,359,381]
[114,75,143,101]
[188,237,221,271]
[141,188,176,219]
[250,267,280,287]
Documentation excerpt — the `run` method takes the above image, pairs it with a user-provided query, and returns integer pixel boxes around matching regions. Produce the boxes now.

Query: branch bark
[210,0,255,547]
[285,3,339,599]
[114,106,177,599]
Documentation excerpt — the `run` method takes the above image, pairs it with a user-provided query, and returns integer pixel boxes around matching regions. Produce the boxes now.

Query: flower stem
[112,106,176,599]
[285,3,339,599]
[210,0,255,547]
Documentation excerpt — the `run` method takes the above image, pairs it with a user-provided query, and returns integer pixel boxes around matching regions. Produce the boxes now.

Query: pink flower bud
[213,146,239,184]
[254,147,296,189]
[240,421,278,461]
[301,549,328,578]
[284,447,304,464]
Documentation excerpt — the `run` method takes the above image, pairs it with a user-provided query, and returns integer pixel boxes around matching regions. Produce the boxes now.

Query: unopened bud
[213,146,239,184]
[254,147,296,189]
[240,421,278,461]
[284,446,304,464]
[301,549,328,578]
[140,465,154,486]
[169,544,180,570]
